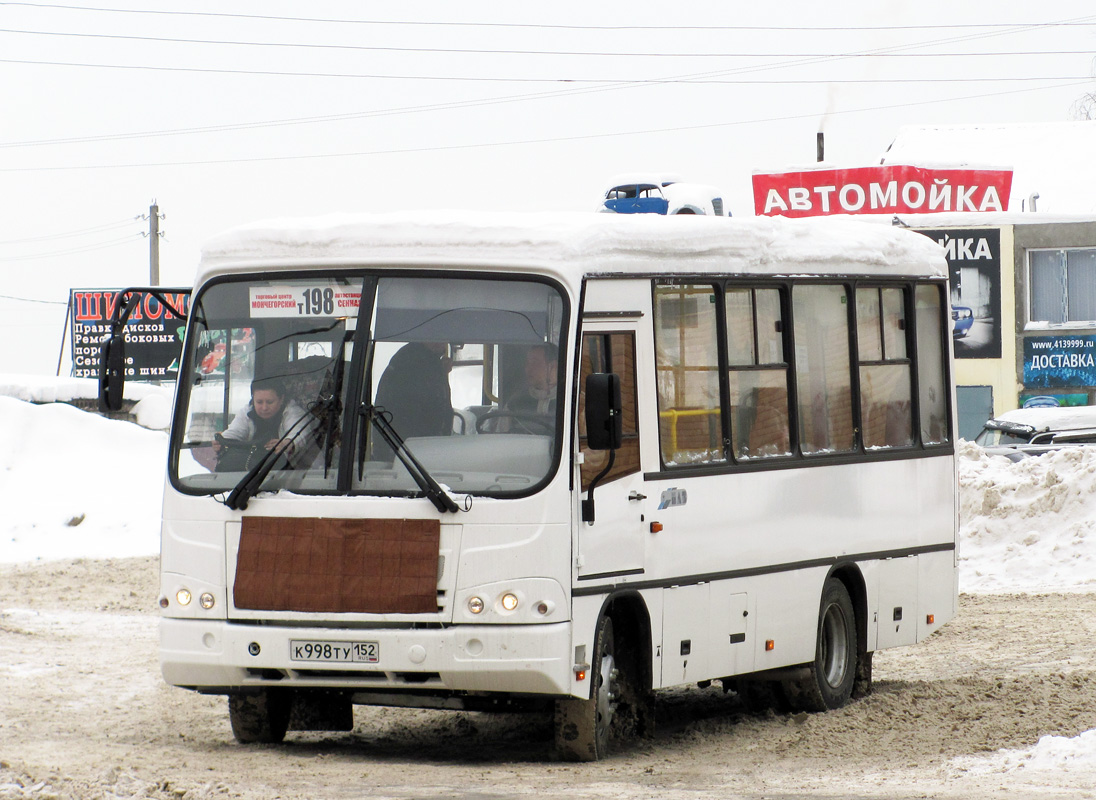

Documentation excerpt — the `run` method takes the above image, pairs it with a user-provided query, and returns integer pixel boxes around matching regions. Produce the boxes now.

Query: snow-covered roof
[198,211,946,287]
[880,122,1096,215]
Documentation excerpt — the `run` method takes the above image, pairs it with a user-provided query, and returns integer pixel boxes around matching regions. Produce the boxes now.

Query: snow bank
[0,397,166,563]
[0,373,175,431]
[958,439,1096,594]
[952,729,1096,780]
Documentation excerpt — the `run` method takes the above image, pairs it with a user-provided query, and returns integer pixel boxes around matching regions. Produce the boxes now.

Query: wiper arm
[360,403,459,514]
[224,408,318,511]
[318,335,350,478]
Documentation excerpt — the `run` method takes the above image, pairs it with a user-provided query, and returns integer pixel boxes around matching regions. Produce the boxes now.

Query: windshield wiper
[318,334,350,478]
[223,407,319,511]
[359,402,459,514]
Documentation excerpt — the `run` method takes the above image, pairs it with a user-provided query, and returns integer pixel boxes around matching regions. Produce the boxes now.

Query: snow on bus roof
[198,211,946,285]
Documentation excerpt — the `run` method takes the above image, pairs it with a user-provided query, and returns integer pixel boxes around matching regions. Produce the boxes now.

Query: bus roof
[197,211,947,287]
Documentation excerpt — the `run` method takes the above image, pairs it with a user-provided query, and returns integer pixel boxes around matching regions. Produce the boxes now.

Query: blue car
[601,182,670,215]
[599,174,727,216]
[951,305,974,337]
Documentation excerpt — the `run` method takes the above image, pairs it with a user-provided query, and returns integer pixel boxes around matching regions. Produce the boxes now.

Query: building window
[654,283,724,466]
[1029,248,1096,324]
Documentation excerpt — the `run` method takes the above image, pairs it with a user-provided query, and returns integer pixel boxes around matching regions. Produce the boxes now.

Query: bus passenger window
[793,285,855,455]
[725,288,791,460]
[915,285,950,444]
[654,284,724,466]
[857,287,913,449]
[578,333,640,489]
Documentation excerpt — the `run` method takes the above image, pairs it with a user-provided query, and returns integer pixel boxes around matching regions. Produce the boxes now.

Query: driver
[213,378,308,464]
[500,343,558,432]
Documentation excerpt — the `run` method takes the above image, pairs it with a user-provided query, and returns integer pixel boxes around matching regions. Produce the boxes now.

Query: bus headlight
[500,592,519,612]
[199,592,216,609]
[468,596,485,614]
[176,589,192,606]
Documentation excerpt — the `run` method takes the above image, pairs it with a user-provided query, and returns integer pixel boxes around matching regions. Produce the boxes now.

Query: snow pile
[0,396,167,563]
[957,439,1096,594]
[0,373,175,431]
[952,729,1096,779]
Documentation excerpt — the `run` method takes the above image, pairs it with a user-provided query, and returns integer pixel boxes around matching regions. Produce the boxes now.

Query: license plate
[290,640,379,663]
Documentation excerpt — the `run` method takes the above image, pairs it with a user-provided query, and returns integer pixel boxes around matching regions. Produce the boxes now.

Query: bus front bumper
[160,617,575,697]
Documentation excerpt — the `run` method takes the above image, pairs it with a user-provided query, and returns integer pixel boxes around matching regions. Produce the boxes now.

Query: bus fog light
[176,589,192,606]
[468,596,485,614]
[158,597,169,609]
[500,592,519,612]
[537,600,554,615]
[199,592,215,609]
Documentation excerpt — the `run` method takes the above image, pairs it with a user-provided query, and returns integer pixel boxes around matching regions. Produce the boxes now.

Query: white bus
[137,211,956,761]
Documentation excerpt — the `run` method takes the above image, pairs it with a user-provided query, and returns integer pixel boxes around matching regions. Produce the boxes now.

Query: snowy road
[3,557,1096,800]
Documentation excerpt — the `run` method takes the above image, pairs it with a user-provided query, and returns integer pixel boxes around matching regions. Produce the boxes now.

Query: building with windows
[881,122,1096,438]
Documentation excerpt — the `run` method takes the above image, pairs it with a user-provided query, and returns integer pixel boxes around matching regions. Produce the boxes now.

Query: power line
[1,13,1088,152]
[0,233,143,260]
[4,27,1096,59]
[0,217,136,244]
[1,56,1087,85]
[0,291,68,305]
[3,2,1095,32]
[1,80,1087,174]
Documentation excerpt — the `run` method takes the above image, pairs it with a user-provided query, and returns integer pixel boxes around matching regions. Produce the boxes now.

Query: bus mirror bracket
[582,372,622,522]
[96,287,191,413]
[99,333,127,412]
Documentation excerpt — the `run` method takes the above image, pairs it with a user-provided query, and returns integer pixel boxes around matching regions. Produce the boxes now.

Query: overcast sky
[2,1,1094,374]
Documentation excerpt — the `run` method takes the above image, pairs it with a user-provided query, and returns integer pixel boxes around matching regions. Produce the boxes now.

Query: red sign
[752,165,1013,218]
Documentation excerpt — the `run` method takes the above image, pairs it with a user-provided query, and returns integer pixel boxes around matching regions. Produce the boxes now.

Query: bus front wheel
[228,689,290,744]
[555,616,620,761]
[783,577,857,712]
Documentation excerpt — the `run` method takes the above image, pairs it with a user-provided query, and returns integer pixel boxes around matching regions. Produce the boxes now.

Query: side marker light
[926,613,935,624]
[765,639,775,652]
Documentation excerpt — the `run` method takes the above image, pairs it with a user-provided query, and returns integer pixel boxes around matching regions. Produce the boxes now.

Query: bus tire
[783,578,857,713]
[555,616,619,761]
[228,690,290,744]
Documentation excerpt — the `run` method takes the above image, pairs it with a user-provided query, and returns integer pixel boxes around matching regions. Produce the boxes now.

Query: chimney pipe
[816,132,825,163]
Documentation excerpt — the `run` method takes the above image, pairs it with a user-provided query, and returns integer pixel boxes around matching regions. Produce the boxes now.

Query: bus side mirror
[585,372,622,451]
[98,333,127,412]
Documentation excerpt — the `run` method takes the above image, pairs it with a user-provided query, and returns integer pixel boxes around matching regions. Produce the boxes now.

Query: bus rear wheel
[555,616,620,761]
[783,577,857,712]
[229,689,290,744]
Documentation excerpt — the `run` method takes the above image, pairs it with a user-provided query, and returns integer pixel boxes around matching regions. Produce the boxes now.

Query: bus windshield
[172,273,566,498]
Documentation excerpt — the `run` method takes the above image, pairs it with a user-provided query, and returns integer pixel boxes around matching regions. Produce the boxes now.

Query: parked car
[975,405,1096,459]
[599,174,727,216]
[951,305,974,337]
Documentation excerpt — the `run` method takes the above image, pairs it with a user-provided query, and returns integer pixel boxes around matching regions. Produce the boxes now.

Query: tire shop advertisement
[70,288,190,380]
[1022,334,1096,390]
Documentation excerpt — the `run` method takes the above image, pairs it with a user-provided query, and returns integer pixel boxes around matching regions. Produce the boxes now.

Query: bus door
[576,323,646,579]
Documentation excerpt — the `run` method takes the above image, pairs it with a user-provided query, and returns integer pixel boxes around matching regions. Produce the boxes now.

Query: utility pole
[144,201,165,285]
